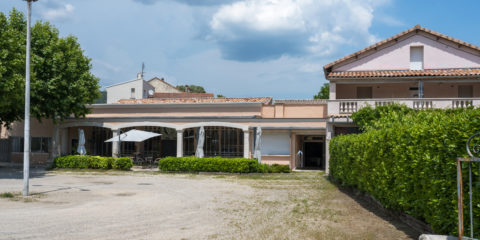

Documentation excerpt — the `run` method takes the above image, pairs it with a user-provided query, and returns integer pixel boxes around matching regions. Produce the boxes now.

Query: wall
[148,78,181,93]
[336,81,480,99]
[261,104,327,118]
[335,33,480,71]
[106,79,145,103]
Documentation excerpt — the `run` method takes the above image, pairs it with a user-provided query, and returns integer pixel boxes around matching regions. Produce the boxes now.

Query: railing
[328,98,480,115]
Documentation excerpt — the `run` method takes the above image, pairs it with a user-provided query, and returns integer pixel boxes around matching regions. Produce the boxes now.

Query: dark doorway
[303,142,324,169]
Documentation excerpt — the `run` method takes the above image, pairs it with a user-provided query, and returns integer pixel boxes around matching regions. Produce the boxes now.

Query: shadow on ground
[327,176,425,240]
[0,166,48,179]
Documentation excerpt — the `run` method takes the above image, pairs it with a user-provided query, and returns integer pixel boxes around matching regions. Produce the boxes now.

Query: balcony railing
[329,98,480,115]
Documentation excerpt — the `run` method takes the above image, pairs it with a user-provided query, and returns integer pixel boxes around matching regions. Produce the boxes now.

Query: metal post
[469,162,473,238]
[23,0,34,197]
[457,158,464,239]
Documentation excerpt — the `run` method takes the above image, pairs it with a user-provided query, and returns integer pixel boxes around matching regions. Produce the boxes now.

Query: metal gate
[0,139,10,162]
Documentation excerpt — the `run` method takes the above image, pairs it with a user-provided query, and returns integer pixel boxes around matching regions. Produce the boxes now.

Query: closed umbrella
[77,129,87,155]
[195,126,205,158]
[253,126,262,163]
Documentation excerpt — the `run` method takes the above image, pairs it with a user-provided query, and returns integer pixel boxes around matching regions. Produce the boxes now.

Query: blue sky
[1,0,479,99]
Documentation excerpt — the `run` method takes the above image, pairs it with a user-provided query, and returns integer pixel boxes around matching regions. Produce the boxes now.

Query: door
[303,142,323,169]
[458,85,473,98]
[357,87,372,99]
[0,139,10,162]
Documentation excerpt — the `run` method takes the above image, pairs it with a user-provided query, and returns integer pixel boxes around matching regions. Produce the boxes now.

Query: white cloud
[39,2,75,22]
[209,0,387,61]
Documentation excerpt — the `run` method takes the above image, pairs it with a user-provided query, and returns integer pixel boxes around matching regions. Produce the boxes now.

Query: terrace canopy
[105,129,161,142]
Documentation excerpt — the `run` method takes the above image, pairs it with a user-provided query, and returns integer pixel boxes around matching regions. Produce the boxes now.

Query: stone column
[112,129,120,157]
[329,82,336,100]
[176,129,184,157]
[60,128,68,155]
[325,123,334,175]
[243,130,250,159]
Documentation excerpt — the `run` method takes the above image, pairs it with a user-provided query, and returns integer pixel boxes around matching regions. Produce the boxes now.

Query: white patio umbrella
[105,129,161,142]
[195,126,205,158]
[253,126,262,163]
[77,129,87,155]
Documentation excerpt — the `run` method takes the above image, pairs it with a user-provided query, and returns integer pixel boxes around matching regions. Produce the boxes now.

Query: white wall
[106,79,151,103]
[261,132,290,155]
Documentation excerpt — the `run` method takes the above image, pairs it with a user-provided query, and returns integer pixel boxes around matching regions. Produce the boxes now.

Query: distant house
[105,74,155,104]
[147,77,181,93]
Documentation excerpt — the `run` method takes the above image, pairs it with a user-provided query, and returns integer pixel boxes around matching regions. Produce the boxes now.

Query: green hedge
[330,105,480,237]
[53,155,133,170]
[158,156,290,173]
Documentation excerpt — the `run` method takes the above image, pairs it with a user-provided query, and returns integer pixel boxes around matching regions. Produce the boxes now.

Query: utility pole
[23,0,37,197]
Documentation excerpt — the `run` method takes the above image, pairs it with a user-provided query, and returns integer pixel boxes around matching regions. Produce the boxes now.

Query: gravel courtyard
[0,169,417,240]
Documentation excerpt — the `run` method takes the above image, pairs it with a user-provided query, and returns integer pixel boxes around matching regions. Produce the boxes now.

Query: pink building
[1,25,479,173]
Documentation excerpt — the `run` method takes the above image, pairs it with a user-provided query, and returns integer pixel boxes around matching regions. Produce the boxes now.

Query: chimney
[137,73,143,80]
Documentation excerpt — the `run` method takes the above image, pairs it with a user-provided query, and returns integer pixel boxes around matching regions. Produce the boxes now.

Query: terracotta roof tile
[116,97,273,104]
[328,68,480,79]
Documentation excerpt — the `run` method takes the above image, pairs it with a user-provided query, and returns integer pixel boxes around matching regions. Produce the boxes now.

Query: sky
[1,0,479,99]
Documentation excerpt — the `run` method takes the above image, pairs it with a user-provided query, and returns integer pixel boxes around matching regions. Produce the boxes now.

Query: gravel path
[0,169,416,240]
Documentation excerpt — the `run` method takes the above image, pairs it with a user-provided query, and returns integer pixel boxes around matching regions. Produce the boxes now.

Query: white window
[410,46,424,70]
[130,88,135,99]
[260,133,290,155]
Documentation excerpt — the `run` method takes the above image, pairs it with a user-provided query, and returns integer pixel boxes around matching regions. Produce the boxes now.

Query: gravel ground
[0,168,416,240]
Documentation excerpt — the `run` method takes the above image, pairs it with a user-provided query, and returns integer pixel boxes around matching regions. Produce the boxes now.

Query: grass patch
[0,192,16,198]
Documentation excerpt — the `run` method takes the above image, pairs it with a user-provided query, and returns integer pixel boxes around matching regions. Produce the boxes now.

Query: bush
[53,155,132,171]
[330,104,480,237]
[158,156,290,173]
[113,157,133,170]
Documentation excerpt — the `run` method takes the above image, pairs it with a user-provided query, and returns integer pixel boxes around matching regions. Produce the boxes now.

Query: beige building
[147,77,181,93]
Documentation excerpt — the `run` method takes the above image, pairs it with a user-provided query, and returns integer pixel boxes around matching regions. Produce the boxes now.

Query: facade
[105,74,155,104]
[147,77,181,93]
[1,25,480,173]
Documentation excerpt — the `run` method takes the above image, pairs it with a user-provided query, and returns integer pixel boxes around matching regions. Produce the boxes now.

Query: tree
[0,9,100,126]
[314,83,329,99]
[176,84,206,93]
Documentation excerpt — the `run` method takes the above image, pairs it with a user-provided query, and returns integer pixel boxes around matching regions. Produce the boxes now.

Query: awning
[105,129,161,142]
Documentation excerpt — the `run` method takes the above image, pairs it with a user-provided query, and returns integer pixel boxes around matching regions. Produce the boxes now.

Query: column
[329,82,336,100]
[325,123,334,175]
[51,126,60,160]
[176,129,183,157]
[112,129,120,157]
[243,130,250,159]
[61,128,68,155]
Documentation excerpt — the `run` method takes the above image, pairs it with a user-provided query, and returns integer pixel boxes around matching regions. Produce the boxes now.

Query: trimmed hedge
[53,155,133,170]
[330,105,480,237]
[158,156,290,173]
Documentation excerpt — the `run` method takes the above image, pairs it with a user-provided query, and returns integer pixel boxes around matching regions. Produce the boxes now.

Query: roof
[153,92,214,98]
[323,25,480,77]
[147,77,178,90]
[327,68,480,79]
[274,99,327,104]
[115,97,273,104]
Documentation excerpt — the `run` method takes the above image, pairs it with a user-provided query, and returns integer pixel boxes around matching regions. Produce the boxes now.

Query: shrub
[330,104,480,237]
[113,157,133,170]
[158,156,290,173]
[53,155,132,171]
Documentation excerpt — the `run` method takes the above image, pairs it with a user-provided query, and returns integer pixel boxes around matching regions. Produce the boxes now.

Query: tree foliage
[330,104,480,237]
[0,9,100,126]
[313,83,329,99]
[176,84,206,93]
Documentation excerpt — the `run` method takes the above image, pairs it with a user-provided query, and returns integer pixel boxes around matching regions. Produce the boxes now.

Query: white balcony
[328,98,480,116]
